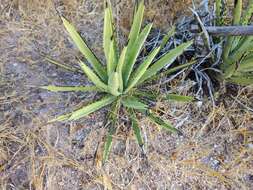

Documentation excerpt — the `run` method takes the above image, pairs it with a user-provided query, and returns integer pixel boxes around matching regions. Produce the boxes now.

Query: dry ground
[0,0,253,189]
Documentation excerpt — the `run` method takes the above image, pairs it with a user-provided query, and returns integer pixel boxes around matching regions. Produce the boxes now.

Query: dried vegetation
[0,0,253,189]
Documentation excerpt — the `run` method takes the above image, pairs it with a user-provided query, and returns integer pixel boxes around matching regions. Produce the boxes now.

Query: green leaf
[215,0,223,26]
[147,111,180,134]
[125,47,160,92]
[61,17,107,81]
[238,55,253,72]
[103,1,114,63]
[107,40,116,75]
[228,75,253,85]
[224,63,237,78]
[108,72,120,96]
[232,0,242,25]
[103,126,116,163]
[49,113,72,123]
[69,96,116,121]
[222,36,234,63]
[103,100,120,163]
[139,41,192,83]
[116,47,127,92]
[134,90,159,101]
[139,60,196,85]
[123,23,153,86]
[222,0,242,63]
[121,97,148,110]
[229,36,253,64]
[44,56,81,73]
[160,26,175,50]
[79,60,108,90]
[165,94,195,102]
[128,109,143,146]
[241,0,253,25]
[127,0,145,51]
[40,85,102,92]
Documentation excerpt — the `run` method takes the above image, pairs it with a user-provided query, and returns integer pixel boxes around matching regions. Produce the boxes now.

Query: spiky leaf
[128,109,143,146]
[147,111,180,134]
[160,26,175,50]
[127,0,145,51]
[139,41,192,83]
[44,56,80,73]
[79,60,108,90]
[229,36,253,64]
[121,97,148,110]
[61,17,107,81]
[108,72,120,96]
[103,126,116,163]
[107,40,116,75]
[125,47,160,92]
[241,0,253,25]
[123,23,153,85]
[116,47,127,92]
[41,85,101,92]
[104,1,114,63]
[68,96,116,121]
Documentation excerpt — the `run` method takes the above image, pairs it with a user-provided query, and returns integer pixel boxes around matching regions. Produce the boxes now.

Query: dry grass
[1,0,253,189]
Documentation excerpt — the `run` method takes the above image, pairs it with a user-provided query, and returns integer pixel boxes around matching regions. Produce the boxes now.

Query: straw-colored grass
[0,0,252,189]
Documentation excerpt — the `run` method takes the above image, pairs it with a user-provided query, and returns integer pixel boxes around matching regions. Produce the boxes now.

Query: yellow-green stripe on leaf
[69,96,116,121]
[61,17,107,81]
[78,60,108,91]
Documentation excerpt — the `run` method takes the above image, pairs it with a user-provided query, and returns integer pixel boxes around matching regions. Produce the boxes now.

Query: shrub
[216,0,253,85]
[42,0,193,162]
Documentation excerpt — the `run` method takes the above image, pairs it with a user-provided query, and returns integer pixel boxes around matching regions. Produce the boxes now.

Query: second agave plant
[42,0,194,162]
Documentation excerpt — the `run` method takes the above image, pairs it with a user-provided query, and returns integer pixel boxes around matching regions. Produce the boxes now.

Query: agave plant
[216,0,253,85]
[42,0,194,162]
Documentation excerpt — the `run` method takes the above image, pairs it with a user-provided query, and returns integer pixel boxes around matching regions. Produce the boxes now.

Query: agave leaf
[40,85,102,92]
[121,97,148,110]
[125,47,160,92]
[127,0,145,51]
[222,36,234,63]
[79,60,108,90]
[139,41,192,83]
[215,0,223,26]
[69,96,116,121]
[160,26,175,50]
[229,36,253,64]
[238,55,253,72]
[123,23,153,86]
[134,90,159,101]
[228,75,253,85]
[222,0,243,62]
[61,17,107,81]
[232,0,242,25]
[108,72,120,96]
[143,60,196,84]
[147,111,180,134]
[49,113,72,123]
[103,126,116,163]
[44,56,81,73]
[116,47,127,92]
[165,94,195,102]
[103,1,114,63]
[241,0,253,25]
[102,100,120,163]
[224,63,237,78]
[128,109,143,146]
[107,40,116,75]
